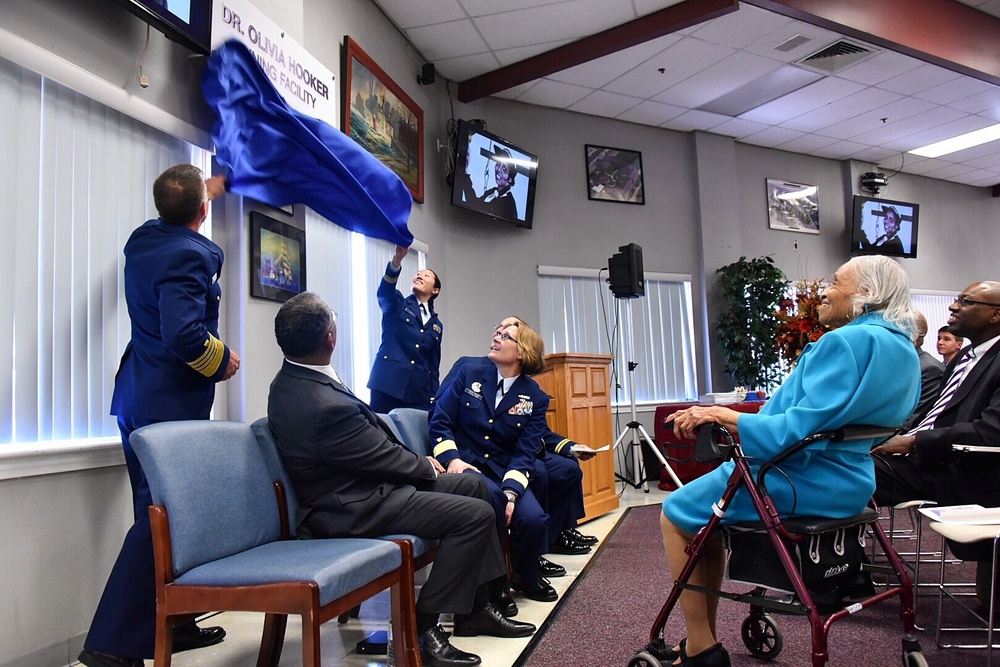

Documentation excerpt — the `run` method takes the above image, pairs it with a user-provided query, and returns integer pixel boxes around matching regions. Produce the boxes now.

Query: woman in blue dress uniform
[659,256,920,667]
[368,244,442,413]
[430,321,560,602]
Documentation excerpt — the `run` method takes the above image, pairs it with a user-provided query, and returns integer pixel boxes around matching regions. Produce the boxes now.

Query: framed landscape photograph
[343,36,424,202]
[766,178,819,234]
[250,211,306,303]
[585,144,645,204]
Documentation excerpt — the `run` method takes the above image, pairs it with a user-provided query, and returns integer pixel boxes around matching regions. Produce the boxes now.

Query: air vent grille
[795,39,877,74]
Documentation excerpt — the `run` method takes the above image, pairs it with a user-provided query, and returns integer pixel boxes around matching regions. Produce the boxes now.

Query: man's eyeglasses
[954,296,1000,308]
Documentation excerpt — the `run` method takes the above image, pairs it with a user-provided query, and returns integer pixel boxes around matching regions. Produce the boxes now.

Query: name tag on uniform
[509,395,533,416]
[465,383,483,400]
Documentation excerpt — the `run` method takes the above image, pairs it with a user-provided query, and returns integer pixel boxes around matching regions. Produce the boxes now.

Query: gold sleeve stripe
[433,440,458,457]
[188,335,225,377]
[553,438,573,454]
[385,273,399,283]
[504,470,530,488]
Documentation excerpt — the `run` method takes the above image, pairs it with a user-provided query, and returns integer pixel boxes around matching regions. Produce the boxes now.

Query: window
[538,267,698,405]
[0,57,209,444]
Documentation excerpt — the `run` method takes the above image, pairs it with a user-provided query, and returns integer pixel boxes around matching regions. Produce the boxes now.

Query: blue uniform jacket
[367,262,442,406]
[110,219,231,421]
[664,313,920,533]
[430,362,549,496]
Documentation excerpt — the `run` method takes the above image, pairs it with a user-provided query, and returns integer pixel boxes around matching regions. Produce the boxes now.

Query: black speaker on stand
[608,243,644,299]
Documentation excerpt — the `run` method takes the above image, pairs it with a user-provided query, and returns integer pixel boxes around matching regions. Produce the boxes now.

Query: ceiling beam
[457,0,739,103]
[745,0,1000,86]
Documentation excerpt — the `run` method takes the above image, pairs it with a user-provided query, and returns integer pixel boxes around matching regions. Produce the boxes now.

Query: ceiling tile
[740,76,866,125]
[603,37,734,99]
[616,99,686,125]
[943,139,1000,163]
[710,117,771,139]
[915,76,996,105]
[850,146,899,163]
[947,88,1000,114]
[780,86,903,133]
[809,140,868,160]
[403,19,489,61]
[494,40,573,67]
[654,51,782,109]
[899,157,956,175]
[848,105,968,146]
[688,3,791,49]
[835,49,923,86]
[775,133,840,153]
[891,113,993,151]
[473,0,633,51]
[435,51,500,82]
[516,78,593,108]
[741,126,804,147]
[963,170,1000,186]
[662,109,730,132]
[878,63,961,96]
[741,20,841,63]
[816,97,937,141]
[633,0,689,14]
[548,34,684,88]
[569,90,644,117]
[373,0,465,29]
[459,0,566,17]
[493,80,540,100]
[921,163,978,179]
[964,151,1000,168]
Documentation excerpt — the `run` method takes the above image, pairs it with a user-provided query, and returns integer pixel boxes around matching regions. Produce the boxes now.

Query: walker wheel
[741,614,783,660]
[626,651,663,667]
[902,651,928,667]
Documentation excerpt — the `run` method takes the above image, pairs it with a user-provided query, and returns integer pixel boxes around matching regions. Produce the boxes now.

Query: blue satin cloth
[202,40,413,246]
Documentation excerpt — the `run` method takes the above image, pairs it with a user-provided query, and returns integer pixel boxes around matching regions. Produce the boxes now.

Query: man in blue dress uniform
[79,164,240,667]
[368,244,443,413]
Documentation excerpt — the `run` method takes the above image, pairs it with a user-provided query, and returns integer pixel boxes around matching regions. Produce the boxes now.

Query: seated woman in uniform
[430,320,558,603]
[660,255,921,667]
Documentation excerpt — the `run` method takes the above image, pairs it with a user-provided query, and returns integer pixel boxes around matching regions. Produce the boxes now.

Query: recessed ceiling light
[909,123,1000,158]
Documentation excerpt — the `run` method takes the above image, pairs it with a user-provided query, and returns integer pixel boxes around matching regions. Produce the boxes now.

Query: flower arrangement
[775,278,829,366]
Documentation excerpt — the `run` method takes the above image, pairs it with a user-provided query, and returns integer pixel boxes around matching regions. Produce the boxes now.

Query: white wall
[2,0,999,664]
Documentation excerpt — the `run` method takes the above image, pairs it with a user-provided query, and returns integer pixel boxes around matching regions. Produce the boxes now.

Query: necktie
[495,379,506,409]
[908,349,975,433]
[420,303,429,324]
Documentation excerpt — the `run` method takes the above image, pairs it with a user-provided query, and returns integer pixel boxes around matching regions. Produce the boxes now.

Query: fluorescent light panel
[909,123,1000,158]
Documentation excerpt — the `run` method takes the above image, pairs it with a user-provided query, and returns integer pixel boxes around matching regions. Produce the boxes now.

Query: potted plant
[715,256,789,393]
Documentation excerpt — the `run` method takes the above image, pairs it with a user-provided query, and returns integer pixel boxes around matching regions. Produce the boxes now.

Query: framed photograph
[343,36,424,203]
[585,144,645,205]
[766,179,819,234]
[250,211,306,303]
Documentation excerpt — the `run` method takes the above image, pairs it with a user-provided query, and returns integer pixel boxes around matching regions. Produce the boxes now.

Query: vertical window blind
[0,57,209,444]
[538,268,699,404]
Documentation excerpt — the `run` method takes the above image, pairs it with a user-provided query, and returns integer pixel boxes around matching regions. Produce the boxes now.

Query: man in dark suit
[874,281,1000,562]
[79,165,238,667]
[267,293,533,667]
[902,310,945,429]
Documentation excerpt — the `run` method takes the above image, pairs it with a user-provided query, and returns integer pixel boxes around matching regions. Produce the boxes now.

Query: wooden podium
[533,353,619,522]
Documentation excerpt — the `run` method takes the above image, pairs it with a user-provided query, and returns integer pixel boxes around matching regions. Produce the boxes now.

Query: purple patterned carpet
[518,504,994,667]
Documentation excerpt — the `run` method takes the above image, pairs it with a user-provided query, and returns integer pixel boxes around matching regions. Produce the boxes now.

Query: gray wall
[1,0,999,664]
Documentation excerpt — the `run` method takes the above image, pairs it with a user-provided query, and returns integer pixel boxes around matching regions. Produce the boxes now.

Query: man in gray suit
[267,293,533,667]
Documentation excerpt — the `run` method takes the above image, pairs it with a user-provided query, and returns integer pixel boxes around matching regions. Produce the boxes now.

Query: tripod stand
[612,297,684,491]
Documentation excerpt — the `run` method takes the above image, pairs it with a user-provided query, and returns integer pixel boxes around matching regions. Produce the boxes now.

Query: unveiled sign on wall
[212,0,338,127]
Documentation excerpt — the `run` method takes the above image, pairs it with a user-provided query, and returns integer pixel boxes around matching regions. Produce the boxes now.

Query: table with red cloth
[653,401,765,491]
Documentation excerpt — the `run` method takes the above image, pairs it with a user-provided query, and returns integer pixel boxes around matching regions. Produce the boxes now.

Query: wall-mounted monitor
[850,195,919,259]
[111,0,213,56]
[450,120,539,229]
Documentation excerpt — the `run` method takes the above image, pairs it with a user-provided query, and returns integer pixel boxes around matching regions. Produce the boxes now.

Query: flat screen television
[850,195,919,259]
[112,0,213,56]
[450,120,539,229]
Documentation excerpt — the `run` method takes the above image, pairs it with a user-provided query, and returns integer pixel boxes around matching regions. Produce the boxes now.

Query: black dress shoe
[539,556,566,577]
[420,625,481,667]
[172,624,226,653]
[454,603,536,637]
[510,573,558,602]
[77,650,144,667]
[680,642,730,666]
[493,585,519,618]
[564,528,599,546]
[548,530,592,555]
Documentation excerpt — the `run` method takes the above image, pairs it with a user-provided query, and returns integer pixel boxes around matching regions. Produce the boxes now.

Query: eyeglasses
[495,331,518,343]
[953,296,1000,308]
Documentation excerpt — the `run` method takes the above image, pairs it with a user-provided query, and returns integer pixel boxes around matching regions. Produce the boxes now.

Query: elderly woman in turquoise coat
[660,255,921,667]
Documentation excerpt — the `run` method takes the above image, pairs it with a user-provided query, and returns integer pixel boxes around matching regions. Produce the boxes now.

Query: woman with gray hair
[656,255,920,667]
